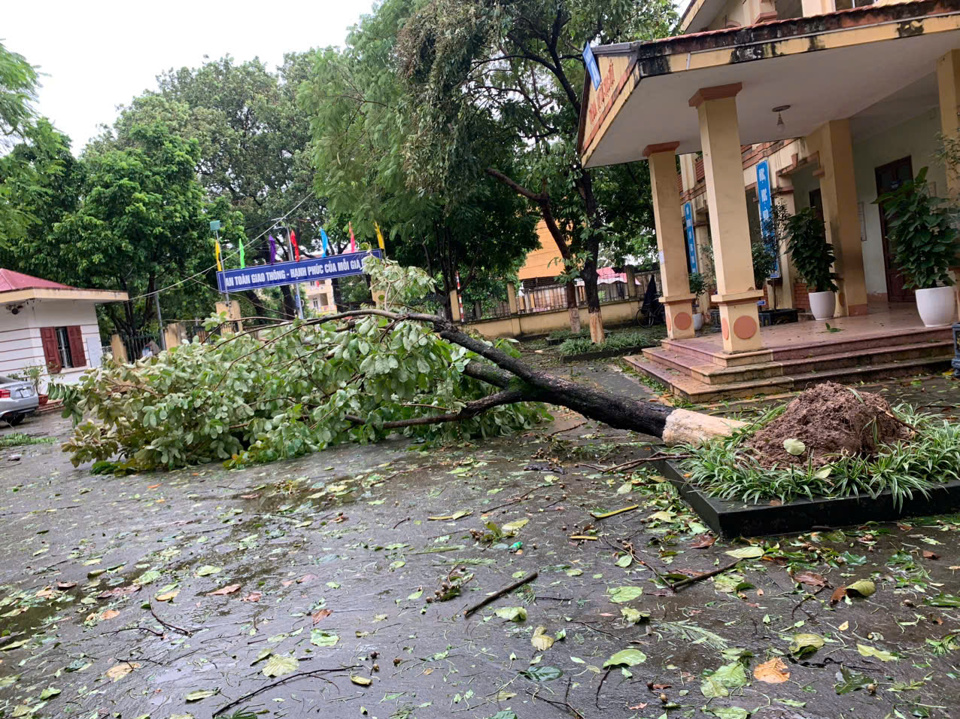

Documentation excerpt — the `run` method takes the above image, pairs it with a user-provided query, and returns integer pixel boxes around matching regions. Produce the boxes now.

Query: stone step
[624,353,953,402]
[645,340,954,386]
[660,324,952,368]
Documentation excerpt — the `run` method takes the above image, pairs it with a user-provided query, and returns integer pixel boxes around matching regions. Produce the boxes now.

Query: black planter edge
[560,345,654,363]
[654,460,960,538]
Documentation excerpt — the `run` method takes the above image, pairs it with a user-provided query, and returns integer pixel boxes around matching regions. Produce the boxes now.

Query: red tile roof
[0,269,73,293]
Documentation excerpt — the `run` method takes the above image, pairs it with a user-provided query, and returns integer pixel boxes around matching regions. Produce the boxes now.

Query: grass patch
[0,433,56,449]
[681,406,960,508]
[558,327,666,357]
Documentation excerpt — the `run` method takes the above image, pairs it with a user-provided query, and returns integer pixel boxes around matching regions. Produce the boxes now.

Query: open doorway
[874,156,915,303]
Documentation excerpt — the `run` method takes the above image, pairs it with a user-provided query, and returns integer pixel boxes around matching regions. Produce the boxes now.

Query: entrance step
[643,340,954,386]
[624,353,953,402]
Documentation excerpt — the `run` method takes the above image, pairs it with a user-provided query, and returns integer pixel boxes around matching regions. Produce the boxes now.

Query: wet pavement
[0,367,958,719]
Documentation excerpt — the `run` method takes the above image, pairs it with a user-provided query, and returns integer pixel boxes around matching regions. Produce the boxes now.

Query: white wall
[852,108,948,299]
[0,299,103,389]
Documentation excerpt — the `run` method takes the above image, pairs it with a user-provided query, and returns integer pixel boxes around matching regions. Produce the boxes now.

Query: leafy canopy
[56,259,548,472]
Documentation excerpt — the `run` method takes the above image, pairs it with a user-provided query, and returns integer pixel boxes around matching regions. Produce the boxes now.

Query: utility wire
[128,193,315,302]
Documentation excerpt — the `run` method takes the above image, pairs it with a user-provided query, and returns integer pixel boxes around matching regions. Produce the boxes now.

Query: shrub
[785,207,837,293]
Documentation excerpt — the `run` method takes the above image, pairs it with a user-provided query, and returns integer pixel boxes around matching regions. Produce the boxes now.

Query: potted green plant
[18,364,48,405]
[876,167,959,327]
[785,207,838,321]
[688,271,706,331]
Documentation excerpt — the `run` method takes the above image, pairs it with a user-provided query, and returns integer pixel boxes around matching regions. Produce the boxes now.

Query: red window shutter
[40,327,61,374]
[67,326,86,367]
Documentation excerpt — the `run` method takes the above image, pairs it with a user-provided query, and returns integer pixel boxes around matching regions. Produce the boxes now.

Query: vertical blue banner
[583,44,601,89]
[756,160,780,279]
[683,202,699,275]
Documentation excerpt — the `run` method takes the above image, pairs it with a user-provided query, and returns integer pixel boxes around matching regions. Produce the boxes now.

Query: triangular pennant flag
[238,237,245,269]
[215,240,223,272]
[374,222,385,251]
[348,222,357,253]
[320,228,330,257]
[268,234,277,264]
[290,229,301,262]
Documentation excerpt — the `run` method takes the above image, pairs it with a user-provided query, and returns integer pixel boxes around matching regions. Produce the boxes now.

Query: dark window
[56,327,75,369]
[40,326,86,373]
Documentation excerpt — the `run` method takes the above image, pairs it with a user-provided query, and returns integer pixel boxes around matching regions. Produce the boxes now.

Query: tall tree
[397,0,674,340]
[300,0,539,317]
[53,121,223,335]
[0,41,42,243]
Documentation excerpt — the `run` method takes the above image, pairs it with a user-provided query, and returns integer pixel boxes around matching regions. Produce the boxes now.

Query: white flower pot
[808,291,836,321]
[915,286,957,327]
[693,313,704,331]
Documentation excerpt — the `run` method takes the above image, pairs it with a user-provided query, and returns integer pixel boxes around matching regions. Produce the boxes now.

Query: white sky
[3,0,377,153]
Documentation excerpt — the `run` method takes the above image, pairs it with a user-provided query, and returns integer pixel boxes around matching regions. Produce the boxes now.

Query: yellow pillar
[506,282,519,314]
[624,266,638,298]
[449,290,462,322]
[691,84,764,352]
[645,142,696,340]
[807,120,868,317]
[164,323,184,349]
[937,49,960,313]
[801,0,834,16]
[109,334,128,364]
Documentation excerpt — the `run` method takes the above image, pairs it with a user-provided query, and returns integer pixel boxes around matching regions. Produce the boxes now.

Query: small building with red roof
[0,270,127,387]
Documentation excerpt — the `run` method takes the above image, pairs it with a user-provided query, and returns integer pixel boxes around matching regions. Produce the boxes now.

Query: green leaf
[925,593,960,608]
[783,438,806,456]
[846,579,876,597]
[857,644,897,662]
[700,662,748,698]
[620,607,649,625]
[615,555,633,568]
[707,708,750,719]
[724,546,764,560]
[310,630,339,647]
[789,633,825,658]
[520,665,562,682]
[607,586,643,603]
[603,649,647,668]
[195,565,222,577]
[835,667,874,694]
[184,689,218,702]
[38,687,60,700]
[494,606,527,622]
[262,654,299,678]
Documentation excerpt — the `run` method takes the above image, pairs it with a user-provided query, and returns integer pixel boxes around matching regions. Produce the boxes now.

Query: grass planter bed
[560,345,653,363]
[655,460,960,537]
[658,383,960,537]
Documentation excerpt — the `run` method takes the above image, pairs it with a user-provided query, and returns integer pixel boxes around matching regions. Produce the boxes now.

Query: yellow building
[579,0,960,354]
[304,279,336,316]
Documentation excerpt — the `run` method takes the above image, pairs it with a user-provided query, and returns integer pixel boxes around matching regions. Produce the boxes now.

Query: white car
[0,375,39,426]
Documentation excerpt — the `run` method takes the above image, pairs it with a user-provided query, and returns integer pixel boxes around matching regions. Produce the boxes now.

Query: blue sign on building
[583,43,602,89]
[683,202,699,275]
[756,160,780,279]
[217,250,383,293]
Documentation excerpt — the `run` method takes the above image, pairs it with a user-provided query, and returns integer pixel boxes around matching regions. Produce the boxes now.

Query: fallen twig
[590,505,638,520]
[669,560,741,591]
[548,420,586,437]
[462,570,538,618]
[149,605,194,636]
[602,453,692,474]
[213,665,358,716]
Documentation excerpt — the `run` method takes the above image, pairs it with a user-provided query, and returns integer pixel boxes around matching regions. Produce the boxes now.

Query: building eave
[0,288,130,305]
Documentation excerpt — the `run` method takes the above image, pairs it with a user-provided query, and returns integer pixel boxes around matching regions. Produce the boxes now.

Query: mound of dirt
[745,382,913,468]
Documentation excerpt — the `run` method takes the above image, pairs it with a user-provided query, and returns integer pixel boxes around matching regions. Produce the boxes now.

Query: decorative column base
[714,291,765,353]
[661,294,697,340]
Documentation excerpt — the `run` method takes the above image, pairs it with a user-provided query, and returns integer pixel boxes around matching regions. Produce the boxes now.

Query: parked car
[0,375,39,426]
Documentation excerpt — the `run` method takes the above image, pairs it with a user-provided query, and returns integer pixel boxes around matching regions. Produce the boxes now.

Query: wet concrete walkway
[0,368,958,719]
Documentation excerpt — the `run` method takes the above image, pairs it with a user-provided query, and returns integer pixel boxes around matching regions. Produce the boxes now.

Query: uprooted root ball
[745,382,913,468]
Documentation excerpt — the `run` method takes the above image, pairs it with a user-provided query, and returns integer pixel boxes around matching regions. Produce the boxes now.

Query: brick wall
[793,282,810,311]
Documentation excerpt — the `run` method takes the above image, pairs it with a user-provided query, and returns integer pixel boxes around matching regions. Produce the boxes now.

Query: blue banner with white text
[683,202,699,275]
[217,250,383,293]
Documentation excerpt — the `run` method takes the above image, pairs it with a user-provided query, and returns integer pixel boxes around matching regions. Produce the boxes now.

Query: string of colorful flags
[213,222,387,273]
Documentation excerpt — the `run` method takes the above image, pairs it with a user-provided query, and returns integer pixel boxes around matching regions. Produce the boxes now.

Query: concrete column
[936,49,960,313]
[164,323,184,349]
[449,290,462,322]
[807,119,869,317]
[691,84,764,353]
[645,142,696,340]
[801,0,834,16]
[506,282,519,314]
[624,267,638,298]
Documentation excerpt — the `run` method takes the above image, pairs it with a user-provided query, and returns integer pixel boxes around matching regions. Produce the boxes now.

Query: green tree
[300,0,539,317]
[0,41,41,242]
[54,121,221,335]
[397,0,674,340]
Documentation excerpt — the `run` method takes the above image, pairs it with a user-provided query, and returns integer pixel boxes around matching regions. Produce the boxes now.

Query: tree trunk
[279,285,297,320]
[581,257,604,344]
[306,308,744,445]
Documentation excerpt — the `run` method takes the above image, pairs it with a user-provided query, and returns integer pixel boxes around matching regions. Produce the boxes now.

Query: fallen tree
[55,260,741,471]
